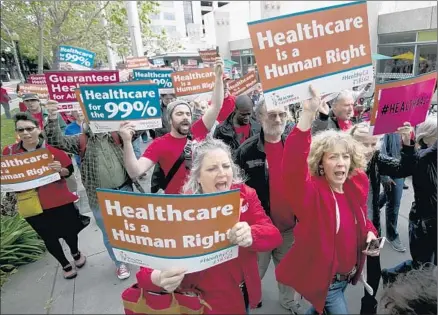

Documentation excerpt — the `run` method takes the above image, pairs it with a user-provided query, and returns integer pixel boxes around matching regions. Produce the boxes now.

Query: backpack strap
[162,134,193,191]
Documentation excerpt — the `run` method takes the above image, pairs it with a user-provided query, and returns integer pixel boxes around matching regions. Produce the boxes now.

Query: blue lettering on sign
[79,84,162,121]
[58,45,95,69]
[133,70,174,90]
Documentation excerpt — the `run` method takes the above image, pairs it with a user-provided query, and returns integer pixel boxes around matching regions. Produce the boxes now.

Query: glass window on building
[417,44,437,74]
[161,1,174,8]
[378,45,415,74]
[164,25,177,34]
[378,32,416,44]
[150,13,160,20]
[163,12,175,20]
[183,1,194,26]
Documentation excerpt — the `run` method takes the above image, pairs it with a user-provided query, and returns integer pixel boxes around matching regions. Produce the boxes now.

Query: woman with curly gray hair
[276,86,379,315]
[135,137,282,314]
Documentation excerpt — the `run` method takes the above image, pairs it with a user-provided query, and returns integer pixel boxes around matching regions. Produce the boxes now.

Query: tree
[0,1,159,72]
[144,29,184,56]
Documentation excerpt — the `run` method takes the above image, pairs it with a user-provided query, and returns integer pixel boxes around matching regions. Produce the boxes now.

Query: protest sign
[247,1,373,110]
[1,149,60,192]
[370,72,437,125]
[133,69,174,94]
[78,82,162,133]
[152,58,165,67]
[18,84,49,99]
[126,56,150,69]
[97,189,241,273]
[187,59,198,66]
[199,49,219,64]
[228,72,258,96]
[45,71,119,112]
[171,68,216,100]
[27,74,46,85]
[372,77,437,135]
[58,45,95,70]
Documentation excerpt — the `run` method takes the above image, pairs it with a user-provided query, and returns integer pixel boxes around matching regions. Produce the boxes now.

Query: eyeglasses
[267,112,287,120]
[16,127,37,133]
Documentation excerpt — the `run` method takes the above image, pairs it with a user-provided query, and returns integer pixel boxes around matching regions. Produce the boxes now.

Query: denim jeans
[379,178,404,241]
[306,281,349,314]
[91,183,133,267]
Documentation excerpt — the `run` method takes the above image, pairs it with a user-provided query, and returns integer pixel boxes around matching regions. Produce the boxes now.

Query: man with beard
[120,58,224,194]
[234,100,302,314]
[214,94,260,151]
[311,90,355,134]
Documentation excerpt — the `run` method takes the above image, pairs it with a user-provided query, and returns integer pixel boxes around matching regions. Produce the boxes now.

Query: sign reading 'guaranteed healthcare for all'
[97,189,241,273]
[1,149,60,192]
[78,82,162,133]
[248,1,373,110]
[45,70,120,111]
[133,69,174,94]
[59,45,96,70]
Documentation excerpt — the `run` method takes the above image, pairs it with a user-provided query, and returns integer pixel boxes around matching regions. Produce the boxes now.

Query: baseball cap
[22,93,40,101]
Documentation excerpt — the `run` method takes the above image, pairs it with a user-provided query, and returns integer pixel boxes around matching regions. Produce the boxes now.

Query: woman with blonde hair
[276,86,379,315]
[134,138,282,314]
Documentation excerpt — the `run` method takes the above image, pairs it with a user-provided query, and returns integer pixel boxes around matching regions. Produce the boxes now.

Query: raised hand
[119,121,136,142]
[214,57,224,78]
[45,100,59,120]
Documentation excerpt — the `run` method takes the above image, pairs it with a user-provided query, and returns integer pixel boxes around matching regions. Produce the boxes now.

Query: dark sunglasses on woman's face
[16,127,37,133]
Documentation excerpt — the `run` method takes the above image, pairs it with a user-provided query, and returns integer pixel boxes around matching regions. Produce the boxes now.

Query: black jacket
[234,124,294,219]
[311,111,341,134]
[213,112,261,151]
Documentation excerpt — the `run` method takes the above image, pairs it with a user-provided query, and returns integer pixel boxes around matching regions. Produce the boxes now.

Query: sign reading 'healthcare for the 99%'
[78,83,162,133]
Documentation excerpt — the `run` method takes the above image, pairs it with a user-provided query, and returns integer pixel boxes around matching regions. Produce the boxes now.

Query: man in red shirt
[22,93,66,132]
[214,94,260,151]
[0,82,11,119]
[234,99,301,313]
[120,58,225,194]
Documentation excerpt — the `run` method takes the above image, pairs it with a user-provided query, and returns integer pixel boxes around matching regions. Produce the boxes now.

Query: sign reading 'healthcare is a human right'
[247,1,373,110]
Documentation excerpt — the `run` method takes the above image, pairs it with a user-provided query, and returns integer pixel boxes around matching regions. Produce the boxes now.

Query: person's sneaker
[116,263,131,280]
[403,183,409,190]
[389,237,406,252]
[256,301,262,308]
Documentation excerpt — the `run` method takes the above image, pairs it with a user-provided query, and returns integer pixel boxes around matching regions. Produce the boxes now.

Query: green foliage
[0,0,159,68]
[0,214,46,286]
[0,110,18,149]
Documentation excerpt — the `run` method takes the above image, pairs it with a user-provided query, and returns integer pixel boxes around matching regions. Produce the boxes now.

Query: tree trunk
[38,23,44,74]
[52,45,60,70]
[12,41,24,82]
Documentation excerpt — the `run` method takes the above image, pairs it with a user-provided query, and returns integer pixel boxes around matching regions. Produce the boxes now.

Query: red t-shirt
[234,124,250,144]
[265,141,295,232]
[337,119,353,131]
[143,119,209,194]
[32,112,44,129]
[2,143,77,210]
[0,88,10,103]
[334,192,357,274]
[19,101,27,112]
[217,95,236,123]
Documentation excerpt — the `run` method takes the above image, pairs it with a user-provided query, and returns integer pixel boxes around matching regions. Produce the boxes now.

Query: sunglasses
[267,112,287,120]
[16,127,37,133]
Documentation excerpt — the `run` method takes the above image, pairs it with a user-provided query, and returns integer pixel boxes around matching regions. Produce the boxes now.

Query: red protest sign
[44,70,119,103]
[228,72,258,96]
[27,74,47,85]
[372,77,437,135]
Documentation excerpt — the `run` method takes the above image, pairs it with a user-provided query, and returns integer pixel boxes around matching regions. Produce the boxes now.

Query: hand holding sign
[46,100,59,120]
[228,222,252,248]
[302,85,321,114]
[214,57,224,78]
[48,161,62,173]
[396,122,413,146]
[151,268,187,293]
[119,121,136,142]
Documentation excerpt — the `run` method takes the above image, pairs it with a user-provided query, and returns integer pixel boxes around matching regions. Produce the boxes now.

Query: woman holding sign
[133,138,282,314]
[275,86,379,315]
[2,112,86,280]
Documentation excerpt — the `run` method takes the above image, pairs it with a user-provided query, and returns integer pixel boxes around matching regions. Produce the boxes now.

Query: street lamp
[11,32,25,82]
